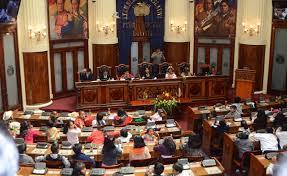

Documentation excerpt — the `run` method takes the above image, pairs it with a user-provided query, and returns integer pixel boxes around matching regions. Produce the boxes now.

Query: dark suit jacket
[80,72,93,81]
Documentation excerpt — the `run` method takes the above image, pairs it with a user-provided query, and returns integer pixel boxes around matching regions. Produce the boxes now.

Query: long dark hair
[241,120,248,130]
[102,137,116,153]
[63,120,73,134]
[72,161,85,176]
[163,136,176,154]
[19,121,30,138]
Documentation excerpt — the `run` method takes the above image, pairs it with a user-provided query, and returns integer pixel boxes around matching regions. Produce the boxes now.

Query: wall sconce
[170,20,187,33]
[242,22,260,36]
[96,21,115,35]
[28,25,47,41]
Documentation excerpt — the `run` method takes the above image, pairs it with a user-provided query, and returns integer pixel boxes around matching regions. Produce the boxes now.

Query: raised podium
[235,69,256,100]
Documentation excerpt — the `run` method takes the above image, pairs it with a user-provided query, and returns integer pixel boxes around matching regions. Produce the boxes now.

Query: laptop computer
[82,127,93,132]
[32,162,47,175]
[103,126,115,131]
[202,159,216,167]
[166,119,176,128]
[120,167,135,175]
[36,142,49,149]
[90,168,106,176]
[178,158,190,170]
[146,122,156,129]
[61,141,72,149]
[60,168,73,176]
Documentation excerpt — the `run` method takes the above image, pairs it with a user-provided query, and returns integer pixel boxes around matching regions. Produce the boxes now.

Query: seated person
[72,143,95,166]
[225,105,241,120]
[276,123,287,149]
[74,111,85,129]
[233,96,243,114]
[213,119,229,133]
[114,109,132,126]
[63,120,81,145]
[50,111,63,127]
[154,136,176,158]
[165,66,177,79]
[19,121,39,144]
[99,70,111,81]
[149,109,167,122]
[79,68,93,81]
[172,162,184,176]
[35,143,70,168]
[181,134,207,158]
[72,161,86,176]
[249,127,278,153]
[146,162,165,176]
[234,132,254,159]
[120,70,134,80]
[151,48,165,64]
[8,121,20,138]
[141,128,159,142]
[238,120,251,135]
[117,128,132,143]
[17,143,35,165]
[129,136,151,161]
[273,112,287,128]
[180,65,192,77]
[92,112,106,127]
[101,137,122,166]
[47,120,60,142]
[141,67,153,79]
[86,127,104,145]
[252,109,268,131]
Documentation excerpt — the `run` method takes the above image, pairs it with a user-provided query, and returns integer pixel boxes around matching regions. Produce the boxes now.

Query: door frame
[268,21,287,94]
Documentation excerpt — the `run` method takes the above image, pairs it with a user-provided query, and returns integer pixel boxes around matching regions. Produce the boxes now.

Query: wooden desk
[249,154,271,176]
[76,76,230,110]
[26,139,184,161]
[33,123,182,143]
[202,117,253,155]
[17,159,224,176]
[222,133,237,175]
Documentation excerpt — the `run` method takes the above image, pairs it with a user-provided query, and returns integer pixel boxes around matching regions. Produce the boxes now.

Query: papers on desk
[59,150,74,156]
[47,170,61,175]
[167,127,180,132]
[81,132,92,137]
[204,166,222,175]
[58,116,71,121]
[182,170,195,176]
[22,115,31,119]
[199,110,211,114]
[31,148,47,154]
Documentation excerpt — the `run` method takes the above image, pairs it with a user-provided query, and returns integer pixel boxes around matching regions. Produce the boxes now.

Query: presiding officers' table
[75,76,230,110]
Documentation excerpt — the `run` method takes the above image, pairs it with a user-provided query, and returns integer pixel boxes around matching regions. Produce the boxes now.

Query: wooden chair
[44,160,64,168]
[115,64,130,79]
[159,155,182,165]
[159,62,171,78]
[96,65,112,80]
[233,150,262,173]
[138,62,152,78]
[177,62,190,76]
[130,157,157,167]
[101,163,123,169]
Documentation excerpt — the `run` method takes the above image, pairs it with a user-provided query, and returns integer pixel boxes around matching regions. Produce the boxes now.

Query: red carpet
[41,96,77,112]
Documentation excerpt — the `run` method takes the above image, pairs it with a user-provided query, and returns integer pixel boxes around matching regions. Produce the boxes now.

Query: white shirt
[165,73,177,79]
[117,132,132,143]
[149,112,163,122]
[67,127,81,145]
[276,128,287,148]
[249,132,279,152]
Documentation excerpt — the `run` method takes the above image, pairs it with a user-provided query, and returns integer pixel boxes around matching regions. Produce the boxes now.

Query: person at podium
[142,67,153,79]
[180,65,192,77]
[151,48,166,64]
[165,66,177,79]
[99,70,111,81]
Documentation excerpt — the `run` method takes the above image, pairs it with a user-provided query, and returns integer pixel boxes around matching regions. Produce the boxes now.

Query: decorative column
[17,0,52,108]
[164,0,190,67]
[235,0,271,92]
[89,0,118,77]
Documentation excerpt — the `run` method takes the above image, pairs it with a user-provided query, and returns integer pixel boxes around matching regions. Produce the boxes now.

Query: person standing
[151,49,166,64]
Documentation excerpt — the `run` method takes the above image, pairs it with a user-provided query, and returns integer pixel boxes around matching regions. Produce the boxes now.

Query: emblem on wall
[7,65,15,76]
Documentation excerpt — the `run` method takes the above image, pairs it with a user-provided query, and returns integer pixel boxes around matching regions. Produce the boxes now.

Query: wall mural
[48,0,88,40]
[194,0,237,37]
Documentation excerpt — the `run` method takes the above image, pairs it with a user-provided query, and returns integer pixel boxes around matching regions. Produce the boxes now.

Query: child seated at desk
[117,128,132,143]
[234,132,254,159]
[146,162,165,176]
[129,136,151,161]
[141,128,159,142]
[35,143,70,168]
[149,109,167,122]
[47,120,60,142]
[101,137,122,166]
[63,120,81,145]
[225,105,242,121]
[213,119,229,133]
[72,143,95,166]
[114,109,132,126]
[19,121,39,144]
[172,162,184,176]
[92,112,106,127]
[72,161,86,176]
[252,109,268,131]
[17,143,35,165]
[154,136,176,158]
[238,120,251,135]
